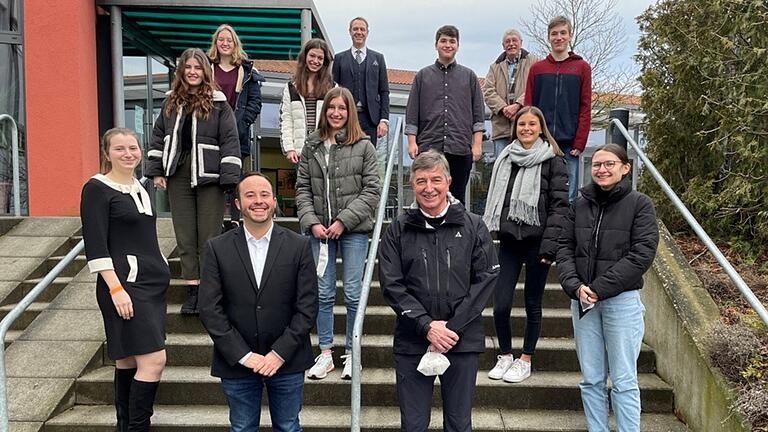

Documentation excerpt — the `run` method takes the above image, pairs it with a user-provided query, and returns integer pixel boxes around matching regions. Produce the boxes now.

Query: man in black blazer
[332,16,390,146]
[199,172,318,432]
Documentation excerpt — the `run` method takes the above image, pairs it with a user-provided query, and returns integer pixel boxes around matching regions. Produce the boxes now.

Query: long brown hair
[166,48,217,119]
[100,128,141,174]
[317,87,365,145]
[207,24,248,66]
[293,38,334,98]
[511,106,563,156]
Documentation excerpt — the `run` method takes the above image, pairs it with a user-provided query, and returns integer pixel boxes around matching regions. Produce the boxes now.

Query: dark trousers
[166,152,225,280]
[444,153,473,205]
[395,352,479,432]
[492,237,550,355]
[357,108,378,147]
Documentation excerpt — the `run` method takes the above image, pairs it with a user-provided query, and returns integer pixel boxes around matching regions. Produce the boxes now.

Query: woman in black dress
[81,128,170,431]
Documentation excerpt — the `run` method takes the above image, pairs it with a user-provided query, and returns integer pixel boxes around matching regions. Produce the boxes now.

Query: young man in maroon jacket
[525,16,592,202]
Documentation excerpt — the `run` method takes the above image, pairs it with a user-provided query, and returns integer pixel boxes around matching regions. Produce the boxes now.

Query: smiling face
[502,33,521,60]
[515,113,542,148]
[349,19,368,48]
[184,57,203,88]
[236,175,277,224]
[435,35,459,63]
[591,149,631,189]
[548,23,571,55]
[305,48,325,73]
[325,96,348,132]
[412,166,451,216]
[106,133,142,174]
[216,29,234,57]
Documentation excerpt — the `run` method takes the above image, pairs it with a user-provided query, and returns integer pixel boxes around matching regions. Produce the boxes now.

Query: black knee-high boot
[128,379,159,432]
[114,368,136,432]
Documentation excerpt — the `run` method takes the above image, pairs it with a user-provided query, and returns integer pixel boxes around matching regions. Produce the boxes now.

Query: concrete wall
[641,223,748,431]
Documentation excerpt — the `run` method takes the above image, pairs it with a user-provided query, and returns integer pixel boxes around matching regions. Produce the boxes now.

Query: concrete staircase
[43,217,687,431]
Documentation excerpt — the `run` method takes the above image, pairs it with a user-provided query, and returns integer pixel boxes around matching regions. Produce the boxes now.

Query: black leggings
[492,237,550,356]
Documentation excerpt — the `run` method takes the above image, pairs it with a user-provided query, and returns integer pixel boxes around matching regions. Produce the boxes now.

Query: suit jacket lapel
[233,226,259,294]
[257,224,285,301]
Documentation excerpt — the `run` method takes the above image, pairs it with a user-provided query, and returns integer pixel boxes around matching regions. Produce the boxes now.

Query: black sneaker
[180,285,199,315]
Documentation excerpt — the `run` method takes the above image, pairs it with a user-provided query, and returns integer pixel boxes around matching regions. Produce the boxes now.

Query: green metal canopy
[97,1,329,65]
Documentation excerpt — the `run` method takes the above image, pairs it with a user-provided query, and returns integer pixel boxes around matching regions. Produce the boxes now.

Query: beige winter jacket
[482,49,539,140]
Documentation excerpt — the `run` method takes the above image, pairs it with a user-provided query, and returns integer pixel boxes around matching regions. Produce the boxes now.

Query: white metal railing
[0,114,21,216]
[350,117,403,431]
[611,118,768,327]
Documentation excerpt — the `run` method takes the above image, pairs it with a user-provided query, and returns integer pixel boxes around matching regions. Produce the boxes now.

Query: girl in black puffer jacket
[557,143,659,432]
[482,106,569,383]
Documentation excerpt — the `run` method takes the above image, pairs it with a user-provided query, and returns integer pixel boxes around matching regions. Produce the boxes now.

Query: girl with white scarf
[482,106,569,383]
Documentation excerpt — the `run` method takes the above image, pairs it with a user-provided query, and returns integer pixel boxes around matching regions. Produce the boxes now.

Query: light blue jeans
[310,232,369,353]
[571,289,645,432]
[493,138,511,162]
[561,144,580,202]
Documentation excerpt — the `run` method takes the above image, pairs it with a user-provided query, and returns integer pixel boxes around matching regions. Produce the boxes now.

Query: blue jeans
[493,138,511,162]
[220,371,305,432]
[310,232,368,353]
[561,144,580,202]
[572,290,645,432]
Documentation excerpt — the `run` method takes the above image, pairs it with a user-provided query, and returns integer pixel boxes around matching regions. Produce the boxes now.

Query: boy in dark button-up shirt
[405,25,485,205]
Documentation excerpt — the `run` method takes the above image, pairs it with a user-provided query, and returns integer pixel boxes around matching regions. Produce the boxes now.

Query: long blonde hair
[317,87,365,145]
[207,24,248,66]
[165,48,217,119]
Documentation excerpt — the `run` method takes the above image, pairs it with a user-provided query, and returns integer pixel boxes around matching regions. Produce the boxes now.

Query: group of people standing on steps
[78,13,659,432]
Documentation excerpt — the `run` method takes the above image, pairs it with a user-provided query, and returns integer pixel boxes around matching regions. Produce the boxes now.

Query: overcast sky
[313,0,659,77]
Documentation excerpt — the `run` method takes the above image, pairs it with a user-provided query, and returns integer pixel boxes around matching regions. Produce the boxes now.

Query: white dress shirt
[239,222,281,366]
[352,45,367,63]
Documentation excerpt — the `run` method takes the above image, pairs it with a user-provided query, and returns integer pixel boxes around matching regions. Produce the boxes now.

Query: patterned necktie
[355,49,363,64]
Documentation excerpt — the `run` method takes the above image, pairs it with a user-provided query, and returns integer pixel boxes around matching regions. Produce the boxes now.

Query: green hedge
[636,0,768,260]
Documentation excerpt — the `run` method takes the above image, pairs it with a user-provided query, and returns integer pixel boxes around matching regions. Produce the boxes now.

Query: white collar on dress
[92,174,153,216]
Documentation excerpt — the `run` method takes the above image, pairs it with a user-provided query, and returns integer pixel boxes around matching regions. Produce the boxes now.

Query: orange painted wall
[24,1,99,216]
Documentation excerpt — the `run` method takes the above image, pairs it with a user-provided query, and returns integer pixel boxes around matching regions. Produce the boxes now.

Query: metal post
[396,131,404,216]
[610,108,629,150]
[145,56,154,138]
[300,9,312,46]
[0,115,20,216]
[111,6,125,127]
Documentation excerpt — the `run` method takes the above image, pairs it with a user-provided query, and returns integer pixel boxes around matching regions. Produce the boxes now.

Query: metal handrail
[611,119,768,326]
[350,117,403,431]
[0,177,150,431]
[0,114,21,216]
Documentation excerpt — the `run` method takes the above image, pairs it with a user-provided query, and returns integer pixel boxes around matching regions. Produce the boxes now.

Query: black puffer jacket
[498,155,569,259]
[557,176,659,301]
[146,91,240,187]
[232,60,264,157]
[378,199,500,354]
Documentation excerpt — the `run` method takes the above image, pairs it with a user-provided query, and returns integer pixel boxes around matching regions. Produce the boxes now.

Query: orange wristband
[109,286,124,296]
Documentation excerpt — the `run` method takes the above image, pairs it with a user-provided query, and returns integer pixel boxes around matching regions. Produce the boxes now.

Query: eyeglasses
[591,160,622,170]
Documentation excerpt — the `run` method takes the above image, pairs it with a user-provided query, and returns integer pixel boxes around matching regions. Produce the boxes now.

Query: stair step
[45,404,687,431]
[164,305,576,338]
[0,302,49,330]
[3,330,22,348]
[153,333,656,373]
[164,279,570,308]
[75,366,674,412]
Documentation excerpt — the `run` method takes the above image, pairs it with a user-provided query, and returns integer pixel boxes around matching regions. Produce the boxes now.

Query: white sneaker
[340,354,356,380]
[502,358,532,383]
[307,353,334,379]
[487,354,515,380]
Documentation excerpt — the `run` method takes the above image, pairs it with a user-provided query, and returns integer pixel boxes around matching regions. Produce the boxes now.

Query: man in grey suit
[332,16,390,146]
